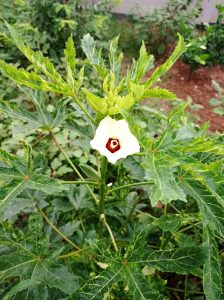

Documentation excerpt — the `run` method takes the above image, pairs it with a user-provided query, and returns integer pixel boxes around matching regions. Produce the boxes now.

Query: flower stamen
[106,138,120,153]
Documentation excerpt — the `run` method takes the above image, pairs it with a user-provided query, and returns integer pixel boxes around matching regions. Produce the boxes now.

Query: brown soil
[160,60,224,132]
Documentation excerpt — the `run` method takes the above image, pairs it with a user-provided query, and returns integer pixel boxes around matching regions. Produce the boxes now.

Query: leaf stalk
[50,131,99,205]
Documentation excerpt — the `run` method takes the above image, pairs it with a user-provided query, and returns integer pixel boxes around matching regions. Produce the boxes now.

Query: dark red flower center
[106,138,120,153]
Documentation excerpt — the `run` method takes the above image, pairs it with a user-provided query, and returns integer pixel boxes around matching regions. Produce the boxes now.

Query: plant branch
[160,204,168,249]
[99,156,108,215]
[176,221,201,234]
[71,94,97,126]
[99,156,108,234]
[32,133,48,147]
[100,214,118,252]
[166,287,204,295]
[50,131,99,205]
[133,152,146,156]
[130,207,156,220]
[36,205,80,250]
[37,205,96,262]
[59,248,86,259]
[108,180,153,194]
[62,180,99,185]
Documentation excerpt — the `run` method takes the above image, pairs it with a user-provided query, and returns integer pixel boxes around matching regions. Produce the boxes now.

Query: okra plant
[0,22,223,299]
[210,80,224,116]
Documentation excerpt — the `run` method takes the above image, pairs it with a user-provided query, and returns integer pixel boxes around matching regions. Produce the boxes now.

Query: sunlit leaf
[145,34,186,88]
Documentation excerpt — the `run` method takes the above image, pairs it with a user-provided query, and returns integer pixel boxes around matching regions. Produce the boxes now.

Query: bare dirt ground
[160,60,224,132]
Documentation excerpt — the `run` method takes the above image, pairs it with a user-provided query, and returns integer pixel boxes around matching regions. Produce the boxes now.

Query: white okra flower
[90,116,140,164]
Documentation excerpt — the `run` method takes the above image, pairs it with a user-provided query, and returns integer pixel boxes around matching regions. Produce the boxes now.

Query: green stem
[32,133,47,148]
[176,221,201,234]
[169,203,181,214]
[51,131,99,205]
[100,214,118,252]
[59,248,89,260]
[160,232,172,250]
[59,249,84,259]
[126,196,139,222]
[62,180,99,185]
[36,205,80,250]
[133,152,146,156]
[166,287,204,295]
[71,94,97,126]
[99,156,108,214]
[99,156,108,234]
[164,204,167,216]
[160,204,168,249]
[108,181,153,194]
[129,207,156,220]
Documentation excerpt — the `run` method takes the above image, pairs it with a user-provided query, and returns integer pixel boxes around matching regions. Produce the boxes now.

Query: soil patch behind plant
[160,60,224,132]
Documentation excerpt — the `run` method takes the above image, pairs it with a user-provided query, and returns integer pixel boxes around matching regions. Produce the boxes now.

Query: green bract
[81,33,184,115]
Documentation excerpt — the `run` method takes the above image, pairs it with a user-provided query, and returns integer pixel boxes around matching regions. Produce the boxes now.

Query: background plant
[0,0,119,63]
[116,0,202,57]
[209,80,224,116]
[182,4,224,70]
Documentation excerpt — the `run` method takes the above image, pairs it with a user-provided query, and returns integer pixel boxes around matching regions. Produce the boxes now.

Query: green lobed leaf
[144,87,176,100]
[0,99,41,128]
[154,214,182,232]
[178,159,224,208]
[76,66,85,91]
[0,92,67,131]
[0,60,71,95]
[20,139,32,173]
[145,34,186,88]
[81,34,107,79]
[18,284,48,300]
[79,164,101,181]
[0,251,37,281]
[154,213,200,233]
[168,102,188,127]
[29,174,68,195]
[176,138,224,155]
[129,82,145,101]
[0,149,27,174]
[129,41,154,84]
[77,263,123,300]
[64,35,76,89]
[2,279,41,300]
[203,226,223,300]
[0,179,31,221]
[0,147,67,221]
[30,263,79,295]
[5,21,65,85]
[123,265,166,300]
[0,214,79,296]
[108,36,123,86]
[128,246,207,276]
[82,88,107,115]
[115,93,135,114]
[143,152,186,206]
[181,179,224,236]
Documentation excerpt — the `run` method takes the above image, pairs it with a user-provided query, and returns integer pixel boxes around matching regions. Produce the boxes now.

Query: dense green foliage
[182,4,224,70]
[1,0,224,70]
[0,20,223,299]
[0,0,118,62]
